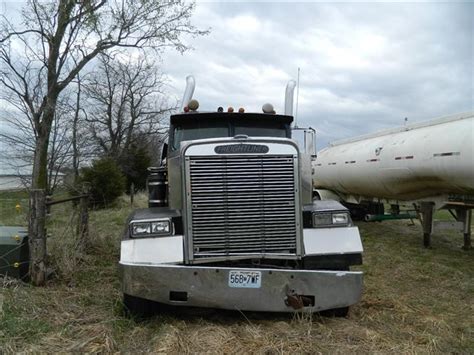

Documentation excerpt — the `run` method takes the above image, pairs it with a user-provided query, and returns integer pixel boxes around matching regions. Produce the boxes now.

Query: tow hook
[285,290,314,309]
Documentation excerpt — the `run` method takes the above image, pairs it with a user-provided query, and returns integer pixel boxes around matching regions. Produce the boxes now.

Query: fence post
[78,182,91,249]
[130,182,135,206]
[28,189,47,286]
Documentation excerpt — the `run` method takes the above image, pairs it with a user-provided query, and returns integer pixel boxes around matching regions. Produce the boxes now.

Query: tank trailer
[313,112,474,249]
[120,76,363,316]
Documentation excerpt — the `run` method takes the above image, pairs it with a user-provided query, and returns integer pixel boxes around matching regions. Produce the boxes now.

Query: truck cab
[120,77,363,316]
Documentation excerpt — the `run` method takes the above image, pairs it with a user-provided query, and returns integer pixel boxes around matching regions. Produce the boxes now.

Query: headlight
[130,218,172,237]
[132,222,151,235]
[151,221,170,234]
[312,212,350,227]
[332,213,349,224]
[313,213,332,226]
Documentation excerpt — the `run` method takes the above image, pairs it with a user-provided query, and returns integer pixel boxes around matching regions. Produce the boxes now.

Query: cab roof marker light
[262,103,274,114]
[188,99,199,111]
[181,75,195,111]
[284,80,296,116]
[238,107,245,113]
[228,107,234,113]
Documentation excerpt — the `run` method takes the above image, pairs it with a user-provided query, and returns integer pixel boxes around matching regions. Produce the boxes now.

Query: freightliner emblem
[214,144,269,154]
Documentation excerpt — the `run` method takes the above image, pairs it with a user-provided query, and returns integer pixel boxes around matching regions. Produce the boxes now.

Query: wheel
[319,306,349,318]
[123,294,155,319]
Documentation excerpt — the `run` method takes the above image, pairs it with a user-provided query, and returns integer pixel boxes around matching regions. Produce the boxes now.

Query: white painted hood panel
[120,236,184,265]
[303,227,363,255]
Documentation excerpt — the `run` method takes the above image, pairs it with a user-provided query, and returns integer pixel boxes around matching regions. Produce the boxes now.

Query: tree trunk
[32,96,58,191]
[72,79,81,183]
[32,131,50,191]
[28,189,47,286]
[29,98,58,286]
[78,182,91,250]
[72,111,79,183]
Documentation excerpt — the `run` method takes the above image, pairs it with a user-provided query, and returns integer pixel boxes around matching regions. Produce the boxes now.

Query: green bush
[80,157,126,207]
[118,142,151,193]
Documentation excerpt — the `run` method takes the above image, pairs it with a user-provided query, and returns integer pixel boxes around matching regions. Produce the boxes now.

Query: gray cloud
[1,1,472,154]
[162,1,473,149]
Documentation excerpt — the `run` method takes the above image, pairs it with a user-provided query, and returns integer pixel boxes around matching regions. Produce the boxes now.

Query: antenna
[295,67,300,128]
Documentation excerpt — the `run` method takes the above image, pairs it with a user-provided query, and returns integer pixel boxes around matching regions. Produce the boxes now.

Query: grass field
[1,191,473,353]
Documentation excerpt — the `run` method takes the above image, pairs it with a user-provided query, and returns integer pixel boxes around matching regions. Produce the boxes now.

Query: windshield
[234,124,287,138]
[172,124,228,150]
[170,119,289,151]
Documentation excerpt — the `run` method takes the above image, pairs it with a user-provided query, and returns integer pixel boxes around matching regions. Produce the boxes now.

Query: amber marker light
[188,99,199,111]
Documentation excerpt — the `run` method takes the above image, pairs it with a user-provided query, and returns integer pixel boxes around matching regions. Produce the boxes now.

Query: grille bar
[188,155,298,259]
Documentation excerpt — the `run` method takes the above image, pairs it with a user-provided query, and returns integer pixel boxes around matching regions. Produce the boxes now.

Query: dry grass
[1,192,473,353]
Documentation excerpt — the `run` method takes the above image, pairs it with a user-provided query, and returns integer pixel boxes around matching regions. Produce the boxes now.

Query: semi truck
[119,76,363,316]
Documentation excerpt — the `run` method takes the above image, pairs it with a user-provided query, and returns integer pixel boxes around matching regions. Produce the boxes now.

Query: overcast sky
[0,1,473,159]
[161,0,473,149]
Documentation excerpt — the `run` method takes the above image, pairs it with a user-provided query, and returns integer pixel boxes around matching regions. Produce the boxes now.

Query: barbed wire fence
[0,191,29,282]
[0,184,91,285]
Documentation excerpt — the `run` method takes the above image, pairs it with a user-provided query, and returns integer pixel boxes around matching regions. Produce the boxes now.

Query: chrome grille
[188,155,298,259]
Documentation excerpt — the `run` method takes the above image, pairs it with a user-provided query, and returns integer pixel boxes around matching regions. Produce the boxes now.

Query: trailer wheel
[319,306,349,318]
[123,294,155,319]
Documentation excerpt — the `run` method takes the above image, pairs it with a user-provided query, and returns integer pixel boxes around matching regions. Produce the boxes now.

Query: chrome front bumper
[120,263,363,313]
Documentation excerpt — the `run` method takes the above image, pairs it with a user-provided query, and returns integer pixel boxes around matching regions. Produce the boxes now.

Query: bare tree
[0,0,206,286]
[0,91,72,192]
[71,76,82,183]
[83,53,173,160]
[0,82,93,193]
[46,97,73,191]
[0,0,206,191]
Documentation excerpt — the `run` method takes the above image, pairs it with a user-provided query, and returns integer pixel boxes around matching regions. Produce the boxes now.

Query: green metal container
[0,226,29,280]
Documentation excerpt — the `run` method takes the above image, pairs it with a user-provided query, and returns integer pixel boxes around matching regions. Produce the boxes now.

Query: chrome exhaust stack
[284,80,297,116]
[181,75,196,110]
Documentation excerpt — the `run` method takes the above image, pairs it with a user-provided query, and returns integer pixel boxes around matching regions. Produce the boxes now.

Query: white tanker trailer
[313,112,474,249]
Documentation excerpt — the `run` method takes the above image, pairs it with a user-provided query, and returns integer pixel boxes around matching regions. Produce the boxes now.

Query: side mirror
[304,128,316,155]
[292,127,316,155]
[291,126,316,205]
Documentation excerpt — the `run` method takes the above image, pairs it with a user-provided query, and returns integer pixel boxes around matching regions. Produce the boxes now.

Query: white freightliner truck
[119,76,363,316]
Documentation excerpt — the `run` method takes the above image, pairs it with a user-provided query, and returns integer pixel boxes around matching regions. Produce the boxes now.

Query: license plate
[228,270,262,288]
